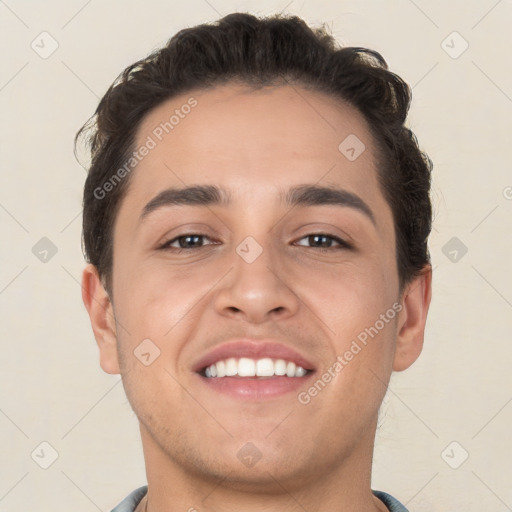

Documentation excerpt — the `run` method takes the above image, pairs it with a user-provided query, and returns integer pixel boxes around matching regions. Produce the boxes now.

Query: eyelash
[157,233,353,252]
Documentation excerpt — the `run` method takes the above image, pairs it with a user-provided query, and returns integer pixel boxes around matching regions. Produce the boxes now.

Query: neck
[138,420,387,512]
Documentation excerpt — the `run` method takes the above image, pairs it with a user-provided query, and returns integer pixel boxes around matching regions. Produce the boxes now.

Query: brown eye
[295,234,352,250]
[159,234,215,250]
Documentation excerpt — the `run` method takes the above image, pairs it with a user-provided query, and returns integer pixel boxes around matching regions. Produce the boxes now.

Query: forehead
[133,84,380,188]
[120,83,393,238]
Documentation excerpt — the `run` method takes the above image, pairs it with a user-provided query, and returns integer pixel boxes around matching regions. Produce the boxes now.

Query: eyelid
[294,233,353,250]
[292,222,355,249]
[157,233,217,250]
[155,223,220,247]
[157,232,353,251]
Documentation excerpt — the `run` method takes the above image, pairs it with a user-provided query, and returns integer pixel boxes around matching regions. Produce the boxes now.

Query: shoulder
[110,486,148,512]
[373,490,409,512]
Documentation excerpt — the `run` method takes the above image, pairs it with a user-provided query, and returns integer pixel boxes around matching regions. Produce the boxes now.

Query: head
[80,12,432,496]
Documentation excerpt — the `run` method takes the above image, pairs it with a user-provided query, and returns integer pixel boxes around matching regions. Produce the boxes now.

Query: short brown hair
[77,12,432,296]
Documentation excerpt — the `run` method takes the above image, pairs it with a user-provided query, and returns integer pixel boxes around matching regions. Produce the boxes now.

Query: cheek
[114,257,220,335]
[111,259,228,389]
[312,261,399,385]
[311,259,398,334]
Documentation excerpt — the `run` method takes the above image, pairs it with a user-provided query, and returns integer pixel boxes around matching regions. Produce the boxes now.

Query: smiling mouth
[200,357,312,378]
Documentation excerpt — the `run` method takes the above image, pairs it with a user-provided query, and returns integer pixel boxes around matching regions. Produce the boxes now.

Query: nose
[213,237,300,324]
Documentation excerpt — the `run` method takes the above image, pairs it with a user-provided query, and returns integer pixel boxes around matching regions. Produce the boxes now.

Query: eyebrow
[139,184,376,226]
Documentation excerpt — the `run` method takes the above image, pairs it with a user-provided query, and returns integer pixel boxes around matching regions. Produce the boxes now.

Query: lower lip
[197,374,314,400]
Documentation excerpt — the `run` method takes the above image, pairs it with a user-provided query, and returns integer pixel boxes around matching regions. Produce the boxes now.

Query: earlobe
[393,265,432,372]
[81,264,120,375]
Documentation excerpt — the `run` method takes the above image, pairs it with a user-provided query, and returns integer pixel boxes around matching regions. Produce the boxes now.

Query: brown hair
[76,12,432,296]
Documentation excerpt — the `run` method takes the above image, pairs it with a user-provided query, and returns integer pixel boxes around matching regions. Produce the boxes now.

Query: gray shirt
[111,486,409,511]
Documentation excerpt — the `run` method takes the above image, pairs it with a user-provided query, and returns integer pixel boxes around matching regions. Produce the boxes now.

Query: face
[84,83,430,491]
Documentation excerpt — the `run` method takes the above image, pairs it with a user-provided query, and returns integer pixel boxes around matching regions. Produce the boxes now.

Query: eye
[158,233,217,251]
[295,233,352,251]
[157,232,352,252]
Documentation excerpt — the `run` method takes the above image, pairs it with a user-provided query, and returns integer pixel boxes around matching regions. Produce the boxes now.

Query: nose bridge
[232,231,283,292]
[230,195,282,279]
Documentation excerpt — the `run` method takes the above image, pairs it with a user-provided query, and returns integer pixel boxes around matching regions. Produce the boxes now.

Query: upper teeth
[204,358,308,378]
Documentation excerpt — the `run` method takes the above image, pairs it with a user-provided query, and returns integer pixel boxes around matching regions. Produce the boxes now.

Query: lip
[197,374,314,400]
[192,339,316,400]
[192,339,316,373]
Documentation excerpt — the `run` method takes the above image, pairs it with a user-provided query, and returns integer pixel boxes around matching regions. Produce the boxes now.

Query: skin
[82,83,432,512]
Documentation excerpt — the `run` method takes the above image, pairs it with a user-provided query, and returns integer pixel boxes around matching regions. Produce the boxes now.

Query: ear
[393,264,432,372]
[81,264,120,374]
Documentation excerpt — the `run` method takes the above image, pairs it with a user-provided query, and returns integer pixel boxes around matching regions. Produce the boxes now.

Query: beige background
[1,0,511,510]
